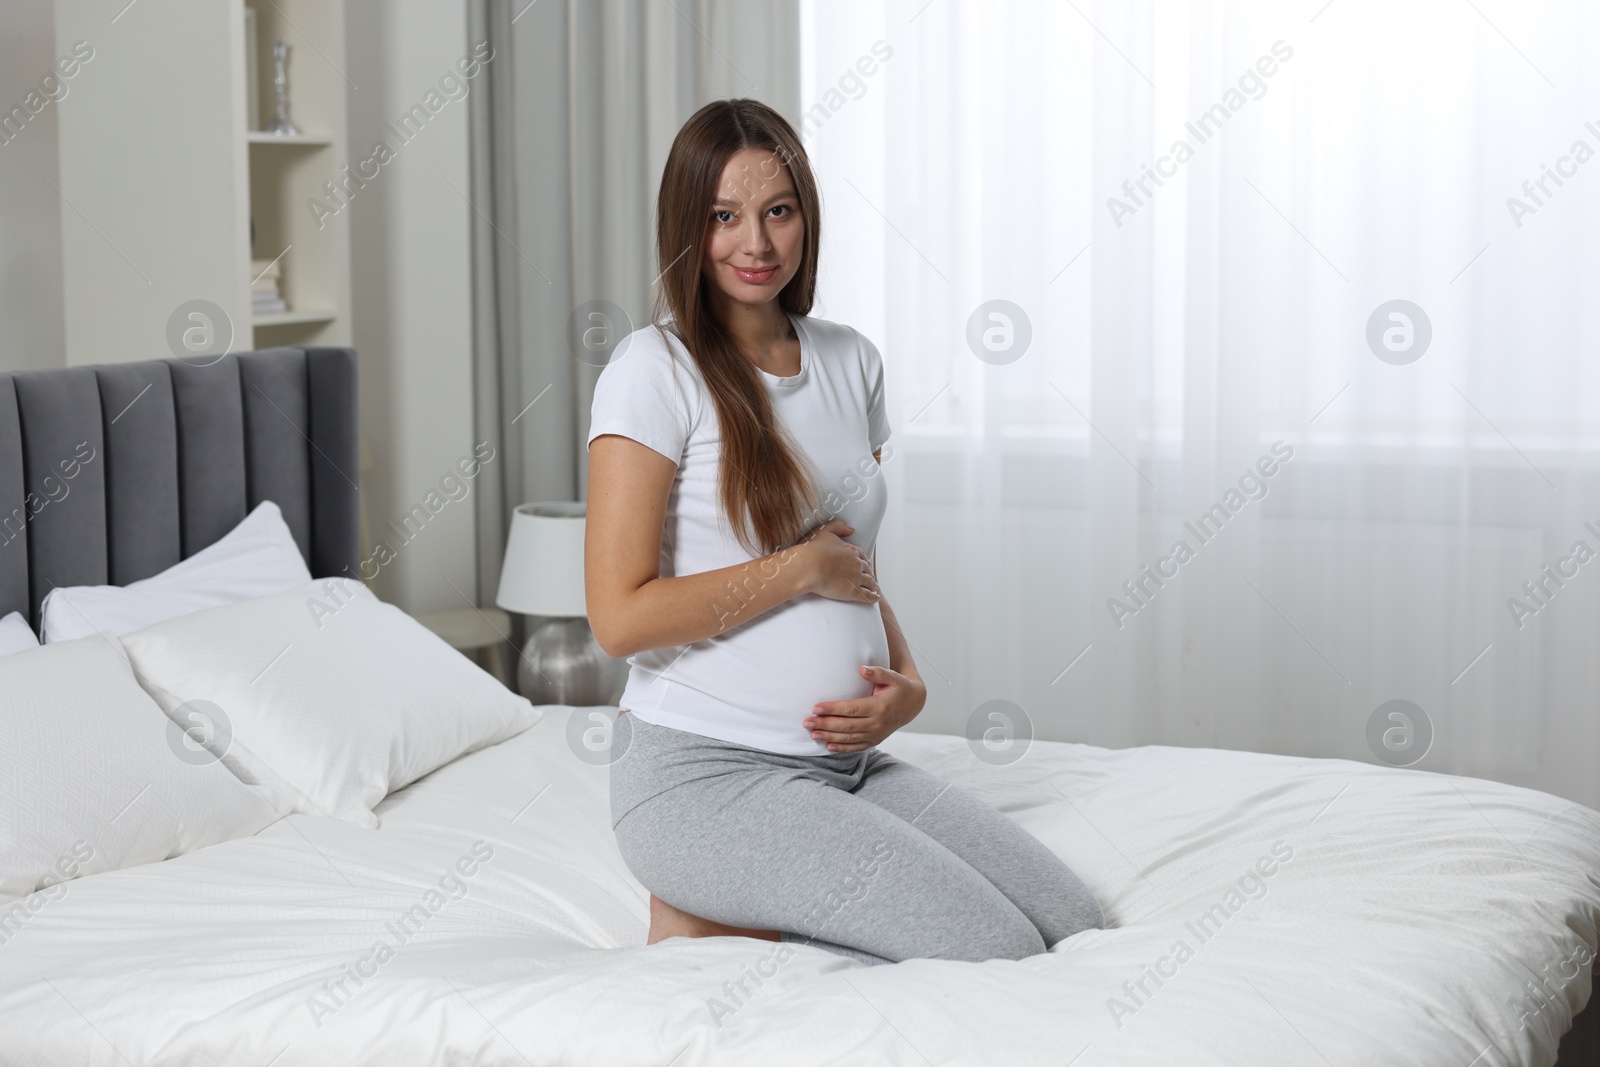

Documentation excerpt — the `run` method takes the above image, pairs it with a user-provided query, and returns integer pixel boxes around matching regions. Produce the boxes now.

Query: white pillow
[119,578,542,828]
[0,611,38,656]
[40,500,313,644]
[0,636,281,904]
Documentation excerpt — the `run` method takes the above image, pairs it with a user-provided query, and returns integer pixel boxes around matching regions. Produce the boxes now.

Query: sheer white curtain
[801,0,1600,807]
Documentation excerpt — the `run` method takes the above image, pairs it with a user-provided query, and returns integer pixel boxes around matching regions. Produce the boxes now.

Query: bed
[1,349,1597,1066]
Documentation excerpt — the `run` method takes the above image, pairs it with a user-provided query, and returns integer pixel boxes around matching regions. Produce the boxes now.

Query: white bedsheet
[1,707,1595,1066]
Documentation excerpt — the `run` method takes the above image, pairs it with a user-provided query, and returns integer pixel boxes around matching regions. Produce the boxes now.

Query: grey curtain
[466,0,801,604]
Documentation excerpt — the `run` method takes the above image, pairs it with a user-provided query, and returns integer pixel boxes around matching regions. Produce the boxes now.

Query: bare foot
[647,894,781,945]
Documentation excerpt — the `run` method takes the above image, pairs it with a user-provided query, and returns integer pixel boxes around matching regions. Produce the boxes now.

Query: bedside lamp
[495,502,627,706]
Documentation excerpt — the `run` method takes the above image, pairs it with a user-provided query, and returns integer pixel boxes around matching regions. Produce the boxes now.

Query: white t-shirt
[585,312,892,754]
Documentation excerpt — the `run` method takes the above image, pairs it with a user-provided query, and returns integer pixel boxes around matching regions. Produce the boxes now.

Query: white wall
[52,0,246,369]
[0,0,66,372]
[344,0,479,614]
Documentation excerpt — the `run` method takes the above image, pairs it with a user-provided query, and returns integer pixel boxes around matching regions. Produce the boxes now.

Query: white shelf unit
[252,309,339,328]
[245,132,335,146]
[243,0,351,349]
[55,0,351,365]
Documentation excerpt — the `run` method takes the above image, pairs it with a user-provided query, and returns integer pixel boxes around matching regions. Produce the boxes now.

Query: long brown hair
[653,98,822,556]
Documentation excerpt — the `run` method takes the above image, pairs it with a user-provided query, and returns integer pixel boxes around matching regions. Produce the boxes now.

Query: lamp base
[516,616,628,707]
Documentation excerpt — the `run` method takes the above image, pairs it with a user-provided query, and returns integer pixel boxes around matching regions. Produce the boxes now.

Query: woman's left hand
[804,666,927,752]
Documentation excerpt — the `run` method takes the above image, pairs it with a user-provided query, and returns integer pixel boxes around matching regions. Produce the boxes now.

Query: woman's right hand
[797,519,880,604]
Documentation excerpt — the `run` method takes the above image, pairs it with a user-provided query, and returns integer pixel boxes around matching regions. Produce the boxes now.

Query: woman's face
[702,147,804,308]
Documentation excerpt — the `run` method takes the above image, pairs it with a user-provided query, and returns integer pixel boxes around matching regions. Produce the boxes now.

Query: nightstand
[413,608,515,690]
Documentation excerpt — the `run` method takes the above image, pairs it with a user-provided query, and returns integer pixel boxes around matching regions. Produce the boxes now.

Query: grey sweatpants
[609,711,1104,966]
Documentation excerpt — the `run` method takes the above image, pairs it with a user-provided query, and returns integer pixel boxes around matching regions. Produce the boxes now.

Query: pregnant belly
[700,594,891,716]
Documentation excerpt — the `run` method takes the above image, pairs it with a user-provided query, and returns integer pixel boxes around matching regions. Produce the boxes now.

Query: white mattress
[2,707,1596,1066]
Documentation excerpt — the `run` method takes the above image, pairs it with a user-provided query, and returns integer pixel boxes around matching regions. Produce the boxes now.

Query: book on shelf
[250,257,284,312]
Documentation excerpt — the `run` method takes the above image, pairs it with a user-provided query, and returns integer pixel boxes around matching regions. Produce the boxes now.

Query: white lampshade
[496,502,588,617]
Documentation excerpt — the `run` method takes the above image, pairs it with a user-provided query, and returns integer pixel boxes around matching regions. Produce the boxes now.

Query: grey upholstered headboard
[0,347,360,630]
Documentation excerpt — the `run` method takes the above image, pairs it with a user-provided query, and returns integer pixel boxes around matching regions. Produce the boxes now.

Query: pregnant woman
[585,98,1103,965]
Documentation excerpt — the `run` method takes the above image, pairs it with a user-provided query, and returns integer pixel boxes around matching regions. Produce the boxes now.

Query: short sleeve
[585,329,694,465]
[862,333,891,453]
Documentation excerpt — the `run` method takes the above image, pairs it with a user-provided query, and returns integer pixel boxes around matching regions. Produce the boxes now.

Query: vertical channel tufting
[239,348,312,566]
[167,355,248,559]
[305,347,361,579]
[0,377,27,622]
[0,347,359,624]
[96,362,181,585]
[12,368,107,626]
